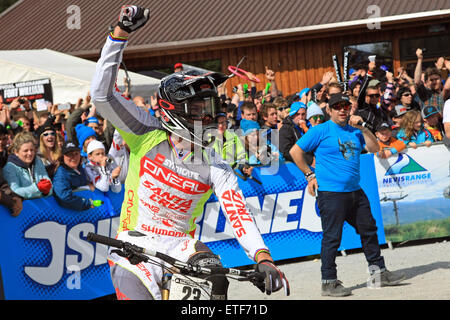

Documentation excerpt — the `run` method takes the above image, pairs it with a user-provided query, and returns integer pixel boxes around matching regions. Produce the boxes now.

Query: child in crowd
[396,110,434,148]
[422,106,445,142]
[389,105,407,137]
[85,139,122,193]
[375,122,406,159]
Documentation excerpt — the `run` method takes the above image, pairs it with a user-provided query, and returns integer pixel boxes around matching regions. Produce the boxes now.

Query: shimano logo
[23,217,119,286]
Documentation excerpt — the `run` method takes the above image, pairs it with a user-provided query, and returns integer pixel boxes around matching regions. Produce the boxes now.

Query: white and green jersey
[91,34,268,261]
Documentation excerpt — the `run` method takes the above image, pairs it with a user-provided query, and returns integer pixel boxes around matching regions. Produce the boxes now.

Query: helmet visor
[171,97,219,125]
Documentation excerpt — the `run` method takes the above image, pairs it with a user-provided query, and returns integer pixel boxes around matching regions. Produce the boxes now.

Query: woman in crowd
[3,131,53,199]
[36,124,62,179]
[396,110,434,148]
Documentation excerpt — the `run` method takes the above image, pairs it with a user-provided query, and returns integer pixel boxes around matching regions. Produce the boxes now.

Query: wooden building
[1,0,449,97]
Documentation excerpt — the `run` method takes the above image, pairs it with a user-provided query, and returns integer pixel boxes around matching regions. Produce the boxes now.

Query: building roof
[1,0,450,57]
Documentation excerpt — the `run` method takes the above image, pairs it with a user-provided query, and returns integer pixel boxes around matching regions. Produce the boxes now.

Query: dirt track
[228,240,450,300]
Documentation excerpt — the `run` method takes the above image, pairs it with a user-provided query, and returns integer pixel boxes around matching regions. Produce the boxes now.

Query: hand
[348,115,365,129]
[435,57,445,70]
[368,61,376,72]
[111,166,122,179]
[37,179,52,195]
[408,142,417,149]
[117,5,150,34]
[416,48,423,60]
[377,149,392,159]
[444,60,450,71]
[424,140,432,148]
[307,178,318,197]
[265,66,275,82]
[320,71,334,85]
[255,259,290,295]
[386,71,394,83]
[244,71,257,84]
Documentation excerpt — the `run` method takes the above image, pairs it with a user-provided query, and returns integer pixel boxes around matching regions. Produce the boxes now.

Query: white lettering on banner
[299,189,322,232]
[24,222,66,286]
[271,191,303,233]
[23,217,120,286]
[197,190,322,242]
[246,194,277,234]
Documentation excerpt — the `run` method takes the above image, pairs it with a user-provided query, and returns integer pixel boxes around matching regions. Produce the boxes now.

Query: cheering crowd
[0,49,449,217]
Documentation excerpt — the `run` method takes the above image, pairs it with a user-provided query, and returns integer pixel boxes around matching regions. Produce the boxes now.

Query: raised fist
[118,5,150,33]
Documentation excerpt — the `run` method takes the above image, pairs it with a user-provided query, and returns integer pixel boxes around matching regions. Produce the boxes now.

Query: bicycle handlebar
[86,232,263,281]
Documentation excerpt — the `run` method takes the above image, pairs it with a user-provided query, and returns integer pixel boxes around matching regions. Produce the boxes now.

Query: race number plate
[169,274,212,300]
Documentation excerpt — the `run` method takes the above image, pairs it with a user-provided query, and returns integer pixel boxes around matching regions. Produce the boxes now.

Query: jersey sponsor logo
[122,190,135,231]
[142,180,194,213]
[220,189,253,238]
[140,224,186,237]
[140,156,210,195]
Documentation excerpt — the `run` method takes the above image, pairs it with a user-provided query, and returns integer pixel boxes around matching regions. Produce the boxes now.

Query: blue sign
[0,154,385,299]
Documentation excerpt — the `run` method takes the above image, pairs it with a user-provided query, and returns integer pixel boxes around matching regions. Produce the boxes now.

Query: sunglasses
[368,94,380,98]
[277,106,288,111]
[401,93,412,97]
[331,103,351,111]
[311,115,324,121]
[43,132,56,137]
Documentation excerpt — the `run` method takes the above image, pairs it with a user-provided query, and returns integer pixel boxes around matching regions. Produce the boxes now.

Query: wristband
[306,173,316,182]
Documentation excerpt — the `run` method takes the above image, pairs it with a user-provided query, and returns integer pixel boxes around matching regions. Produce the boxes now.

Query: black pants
[317,189,385,280]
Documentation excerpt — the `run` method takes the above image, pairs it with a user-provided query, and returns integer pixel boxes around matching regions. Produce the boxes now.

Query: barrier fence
[0,144,448,299]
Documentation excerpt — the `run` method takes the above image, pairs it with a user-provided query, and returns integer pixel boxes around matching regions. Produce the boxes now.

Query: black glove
[255,260,290,296]
[117,5,150,33]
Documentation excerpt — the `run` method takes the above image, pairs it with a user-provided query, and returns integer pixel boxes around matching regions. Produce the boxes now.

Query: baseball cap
[391,105,408,118]
[62,141,80,155]
[86,140,105,155]
[289,101,306,117]
[327,93,351,107]
[174,62,183,70]
[422,106,439,119]
[376,122,391,132]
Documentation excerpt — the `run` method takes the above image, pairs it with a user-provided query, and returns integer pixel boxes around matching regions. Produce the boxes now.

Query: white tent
[0,48,160,104]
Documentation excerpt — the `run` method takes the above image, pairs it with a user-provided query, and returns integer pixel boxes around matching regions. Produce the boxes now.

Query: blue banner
[0,154,385,299]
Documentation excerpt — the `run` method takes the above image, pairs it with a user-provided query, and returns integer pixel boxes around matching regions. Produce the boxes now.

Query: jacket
[85,159,122,193]
[396,127,434,145]
[279,116,305,162]
[2,154,52,199]
[52,163,92,211]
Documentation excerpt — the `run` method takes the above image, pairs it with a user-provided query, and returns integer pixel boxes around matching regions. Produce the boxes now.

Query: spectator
[273,96,289,126]
[444,98,450,141]
[211,113,247,168]
[375,122,406,159]
[422,106,445,142]
[414,49,444,112]
[389,105,408,137]
[174,62,183,73]
[3,131,52,199]
[279,101,308,163]
[85,139,122,193]
[242,120,283,166]
[306,102,325,127]
[0,124,8,168]
[260,103,279,130]
[35,124,61,179]
[75,123,97,158]
[0,170,23,216]
[396,110,434,148]
[52,140,98,211]
[238,102,258,129]
[108,130,130,184]
[396,87,420,111]
[357,61,389,133]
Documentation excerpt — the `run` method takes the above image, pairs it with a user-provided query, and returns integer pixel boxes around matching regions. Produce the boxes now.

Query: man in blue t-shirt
[290,93,405,297]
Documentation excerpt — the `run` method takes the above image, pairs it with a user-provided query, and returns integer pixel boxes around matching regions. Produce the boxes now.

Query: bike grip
[86,232,124,248]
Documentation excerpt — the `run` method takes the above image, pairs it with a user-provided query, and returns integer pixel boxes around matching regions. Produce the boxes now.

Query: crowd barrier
[1,144,447,300]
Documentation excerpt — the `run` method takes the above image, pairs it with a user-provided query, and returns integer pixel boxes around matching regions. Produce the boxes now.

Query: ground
[228,239,450,300]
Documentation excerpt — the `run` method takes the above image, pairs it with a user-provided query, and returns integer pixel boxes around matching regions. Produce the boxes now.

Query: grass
[384,218,450,243]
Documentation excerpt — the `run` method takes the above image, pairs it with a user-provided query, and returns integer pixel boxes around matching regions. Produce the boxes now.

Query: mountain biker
[90,5,289,300]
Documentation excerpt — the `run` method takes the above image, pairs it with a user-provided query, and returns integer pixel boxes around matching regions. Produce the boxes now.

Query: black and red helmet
[157,70,228,146]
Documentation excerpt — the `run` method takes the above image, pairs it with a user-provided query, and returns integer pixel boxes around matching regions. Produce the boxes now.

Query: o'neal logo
[382,153,431,186]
